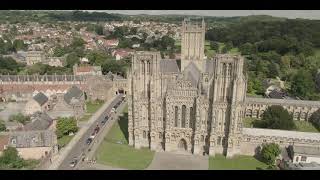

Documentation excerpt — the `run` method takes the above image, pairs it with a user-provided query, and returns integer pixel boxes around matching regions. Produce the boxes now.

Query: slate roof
[292,146,320,156]
[9,130,55,148]
[33,92,48,106]
[160,59,180,73]
[204,60,214,74]
[183,62,201,87]
[24,112,53,131]
[64,86,83,105]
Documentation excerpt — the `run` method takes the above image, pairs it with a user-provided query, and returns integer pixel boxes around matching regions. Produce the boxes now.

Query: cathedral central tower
[180,18,205,71]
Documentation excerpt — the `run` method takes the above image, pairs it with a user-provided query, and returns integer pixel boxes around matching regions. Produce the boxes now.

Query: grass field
[209,154,268,170]
[243,117,320,133]
[95,104,155,170]
[86,101,104,114]
[57,135,74,148]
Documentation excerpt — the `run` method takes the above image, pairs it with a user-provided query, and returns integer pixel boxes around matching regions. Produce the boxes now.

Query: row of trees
[206,18,320,100]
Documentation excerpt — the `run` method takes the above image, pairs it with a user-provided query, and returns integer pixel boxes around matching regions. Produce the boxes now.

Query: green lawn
[57,135,74,148]
[209,154,268,170]
[95,104,155,170]
[243,117,320,133]
[86,101,104,114]
[79,100,105,122]
[23,159,41,170]
[294,121,319,133]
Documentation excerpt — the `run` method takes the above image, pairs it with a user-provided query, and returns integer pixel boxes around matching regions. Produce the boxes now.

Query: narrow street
[47,95,123,170]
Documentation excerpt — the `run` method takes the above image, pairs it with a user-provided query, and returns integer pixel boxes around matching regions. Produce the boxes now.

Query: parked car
[101,119,107,125]
[86,138,93,145]
[69,158,78,168]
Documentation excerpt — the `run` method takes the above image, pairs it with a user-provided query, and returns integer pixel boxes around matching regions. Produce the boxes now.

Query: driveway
[147,151,209,170]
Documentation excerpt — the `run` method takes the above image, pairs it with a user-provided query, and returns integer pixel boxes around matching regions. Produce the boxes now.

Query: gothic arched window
[143,131,146,139]
[181,105,186,128]
[174,106,179,127]
[189,107,193,128]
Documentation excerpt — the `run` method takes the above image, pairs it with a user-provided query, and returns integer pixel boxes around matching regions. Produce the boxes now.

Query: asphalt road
[58,95,123,170]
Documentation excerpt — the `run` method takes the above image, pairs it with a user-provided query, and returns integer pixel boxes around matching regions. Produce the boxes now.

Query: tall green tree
[261,105,295,130]
[290,70,316,99]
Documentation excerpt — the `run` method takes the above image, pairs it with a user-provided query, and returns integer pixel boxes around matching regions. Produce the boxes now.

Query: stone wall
[245,97,320,121]
[240,128,320,156]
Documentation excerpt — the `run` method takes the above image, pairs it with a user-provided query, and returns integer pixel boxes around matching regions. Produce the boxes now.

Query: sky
[89,10,320,20]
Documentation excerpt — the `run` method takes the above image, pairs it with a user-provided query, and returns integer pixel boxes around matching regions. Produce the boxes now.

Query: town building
[26,51,45,65]
[73,64,102,76]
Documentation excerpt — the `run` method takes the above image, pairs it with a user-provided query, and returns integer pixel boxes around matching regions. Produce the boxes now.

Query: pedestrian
[50,158,52,164]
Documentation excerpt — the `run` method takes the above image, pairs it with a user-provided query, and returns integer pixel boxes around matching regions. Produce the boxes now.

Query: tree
[261,105,296,130]
[56,117,78,138]
[66,53,80,68]
[260,143,281,166]
[9,113,30,125]
[12,39,27,52]
[210,41,219,52]
[309,108,320,129]
[94,25,104,35]
[0,119,6,132]
[0,147,25,169]
[267,62,280,78]
[290,69,316,99]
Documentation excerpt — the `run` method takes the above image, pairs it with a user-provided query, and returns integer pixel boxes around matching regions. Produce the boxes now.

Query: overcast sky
[91,10,320,20]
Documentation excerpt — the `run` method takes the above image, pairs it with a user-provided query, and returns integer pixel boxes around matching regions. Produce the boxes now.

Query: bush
[8,113,30,125]
[56,117,78,138]
[0,147,25,169]
[260,143,281,166]
[0,120,6,132]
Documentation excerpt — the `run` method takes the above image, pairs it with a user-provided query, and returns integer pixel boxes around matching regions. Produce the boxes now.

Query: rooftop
[243,128,320,141]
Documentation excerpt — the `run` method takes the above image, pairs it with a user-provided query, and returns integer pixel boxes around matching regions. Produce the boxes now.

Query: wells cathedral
[128,19,320,157]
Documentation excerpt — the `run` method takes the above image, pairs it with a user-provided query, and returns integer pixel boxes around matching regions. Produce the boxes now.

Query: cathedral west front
[127,18,320,158]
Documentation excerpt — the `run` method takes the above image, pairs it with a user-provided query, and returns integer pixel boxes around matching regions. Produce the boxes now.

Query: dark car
[69,159,78,168]
[86,138,93,145]
[101,119,107,125]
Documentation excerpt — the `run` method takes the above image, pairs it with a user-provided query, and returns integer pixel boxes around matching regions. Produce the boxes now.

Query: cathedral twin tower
[128,18,247,157]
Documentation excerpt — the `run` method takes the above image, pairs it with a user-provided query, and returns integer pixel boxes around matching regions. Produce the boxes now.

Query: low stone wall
[240,128,320,156]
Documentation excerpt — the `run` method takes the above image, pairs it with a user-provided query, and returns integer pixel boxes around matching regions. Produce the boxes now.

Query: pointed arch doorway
[178,139,187,151]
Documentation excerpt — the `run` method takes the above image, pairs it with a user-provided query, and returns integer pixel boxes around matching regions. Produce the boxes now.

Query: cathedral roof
[160,59,180,73]
[204,60,215,74]
[183,62,201,87]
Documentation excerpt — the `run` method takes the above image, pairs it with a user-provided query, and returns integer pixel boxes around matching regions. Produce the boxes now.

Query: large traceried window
[189,107,193,128]
[181,105,186,128]
[174,106,179,127]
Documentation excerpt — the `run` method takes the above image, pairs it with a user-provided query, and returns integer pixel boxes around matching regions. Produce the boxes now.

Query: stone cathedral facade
[128,19,320,157]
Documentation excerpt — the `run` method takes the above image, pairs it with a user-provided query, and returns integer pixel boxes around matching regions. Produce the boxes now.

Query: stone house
[26,51,45,66]
[49,86,86,120]
[24,92,49,115]
[3,112,58,160]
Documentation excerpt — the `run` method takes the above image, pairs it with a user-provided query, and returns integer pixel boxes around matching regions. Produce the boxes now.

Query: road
[57,95,123,170]
[77,100,127,170]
